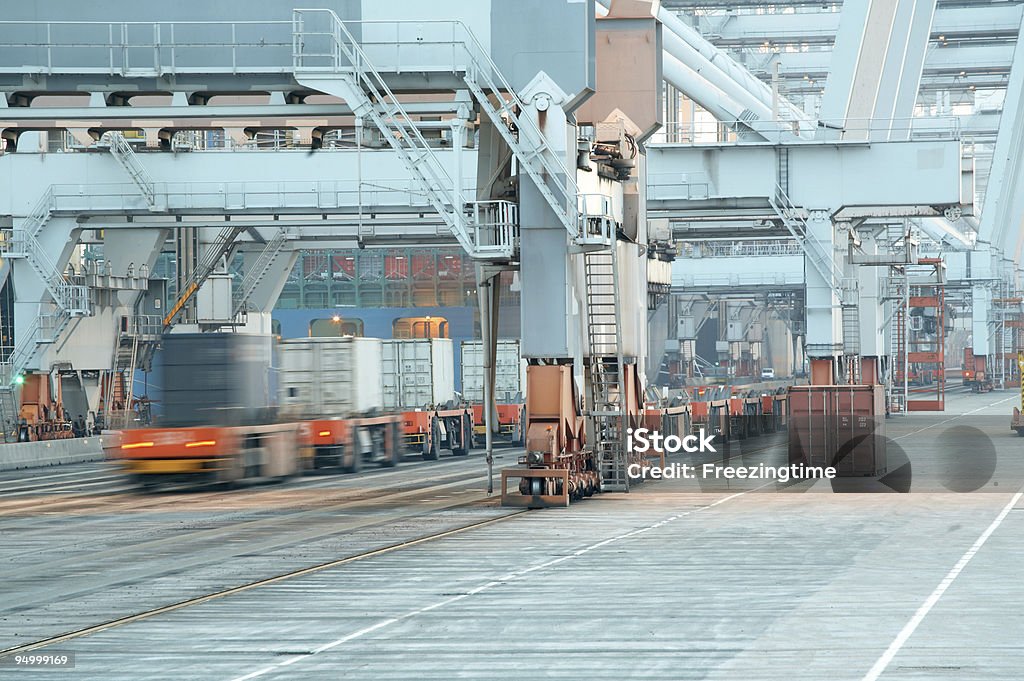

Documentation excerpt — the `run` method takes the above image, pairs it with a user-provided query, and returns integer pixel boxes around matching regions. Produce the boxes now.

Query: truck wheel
[452,414,471,456]
[422,420,441,461]
[345,445,362,474]
[383,424,401,467]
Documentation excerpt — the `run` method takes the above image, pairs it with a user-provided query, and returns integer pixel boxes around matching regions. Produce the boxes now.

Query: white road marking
[860,489,1024,681]
[227,484,769,681]
[893,394,1015,441]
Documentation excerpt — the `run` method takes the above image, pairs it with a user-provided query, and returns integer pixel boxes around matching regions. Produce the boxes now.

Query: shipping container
[460,340,526,404]
[382,339,456,410]
[160,333,272,428]
[788,385,886,477]
[278,337,383,419]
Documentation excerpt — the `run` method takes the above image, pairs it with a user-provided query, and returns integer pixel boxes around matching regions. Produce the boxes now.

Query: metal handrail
[0,19,294,74]
[653,116,963,144]
[291,11,580,236]
[469,200,519,257]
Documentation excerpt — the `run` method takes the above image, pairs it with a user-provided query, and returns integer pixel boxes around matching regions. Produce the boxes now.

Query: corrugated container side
[788,385,885,476]
[460,340,525,403]
[278,337,383,418]
[352,338,383,413]
[382,339,455,410]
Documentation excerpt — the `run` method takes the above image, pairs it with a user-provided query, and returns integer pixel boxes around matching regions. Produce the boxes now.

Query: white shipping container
[278,337,383,418]
[460,340,526,403]
[382,339,456,410]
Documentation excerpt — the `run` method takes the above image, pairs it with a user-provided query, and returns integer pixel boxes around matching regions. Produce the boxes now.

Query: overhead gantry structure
[0,0,991,475]
[949,13,1024,389]
[0,0,670,503]
[655,0,980,398]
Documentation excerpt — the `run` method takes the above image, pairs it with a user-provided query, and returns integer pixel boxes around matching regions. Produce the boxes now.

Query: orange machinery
[298,415,403,472]
[17,373,74,442]
[501,364,595,508]
[471,402,525,447]
[400,406,474,460]
[112,422,307,489]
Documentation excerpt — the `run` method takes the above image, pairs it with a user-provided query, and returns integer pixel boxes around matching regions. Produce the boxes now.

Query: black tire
[452,414,471,456]
[346,444,362,474]
[379,426,398,468]
[422,419,441,461]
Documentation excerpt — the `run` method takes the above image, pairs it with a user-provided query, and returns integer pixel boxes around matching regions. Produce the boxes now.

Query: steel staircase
[457,40,580,240]
[106,132,160,210]
[291,9,585,258]
[105,337,137,430]
[163,225,247,327]
[292,11,477,255]
[2,230,91,315]
[233,228,288,317]
[768,186,844,297]
[584,248,629,492]
[0,385,17,442]
[104,315,161,429]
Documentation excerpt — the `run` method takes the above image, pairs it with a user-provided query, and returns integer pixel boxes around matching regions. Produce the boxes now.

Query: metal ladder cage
[470,200,519,259]
[583,244,629,492]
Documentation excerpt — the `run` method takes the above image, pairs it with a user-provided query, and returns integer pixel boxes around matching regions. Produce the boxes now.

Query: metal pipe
[662,52,748,131]
[655,6,814,131]
[476,268,494,495]
[595,1,814,135]
[660,27,774,124]
[916,217,975,251]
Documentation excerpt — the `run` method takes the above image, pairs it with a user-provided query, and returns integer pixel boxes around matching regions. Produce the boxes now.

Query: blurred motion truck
[279,337,401,471]
[113,333,306,488]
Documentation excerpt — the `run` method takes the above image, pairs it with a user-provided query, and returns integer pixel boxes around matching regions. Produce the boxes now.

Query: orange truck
[115,422,307,489]
[280,337,403,471]
[112,333,307,489]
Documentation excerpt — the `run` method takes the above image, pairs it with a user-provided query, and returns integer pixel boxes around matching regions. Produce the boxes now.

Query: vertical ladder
[584,248,628,492]
[890,281,908,414]
[777,147,790,198]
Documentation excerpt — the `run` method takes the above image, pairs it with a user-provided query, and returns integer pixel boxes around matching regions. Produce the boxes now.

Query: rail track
[0,436,790,658]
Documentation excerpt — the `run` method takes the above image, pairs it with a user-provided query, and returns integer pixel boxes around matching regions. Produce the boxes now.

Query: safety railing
[0,19,294,75]
[119,314,163,339]
[653,116,963,145]
[576,194,617,247]
[39,179,473,215]
[678,239,803,258]
[469,201,519,259]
